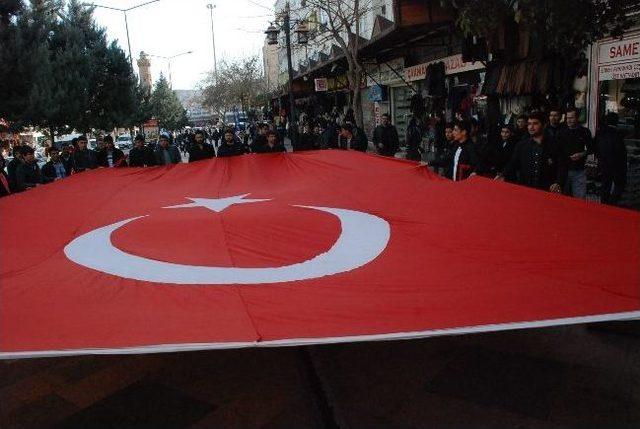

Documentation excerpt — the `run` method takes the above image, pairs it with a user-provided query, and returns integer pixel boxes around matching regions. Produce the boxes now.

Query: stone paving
[1,323,638,428]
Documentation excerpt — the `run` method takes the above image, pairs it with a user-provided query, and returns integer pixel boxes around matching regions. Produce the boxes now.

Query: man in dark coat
[15,146,41,192]
[545,107,565,146]
[154,133,182,165]
[6,146,23,192]
[596,112,627,205]
[217,128,248,158]
[338,123,368,152]
[128,135,155,167]
[373,113,400,157]
[555,108,595,199]
[97,135,127,168]
[250,124,268,153]
[497,111,562,193]
[188,130,215,163]
[41,150,68,183]
[493,125,518,177]
[72,135,98,173]
[255,131,286,153]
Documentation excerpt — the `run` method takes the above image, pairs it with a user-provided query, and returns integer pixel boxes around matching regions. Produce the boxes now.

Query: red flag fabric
[1,151,638,358]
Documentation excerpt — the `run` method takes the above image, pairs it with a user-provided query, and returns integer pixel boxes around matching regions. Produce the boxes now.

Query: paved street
[2,322,638,428]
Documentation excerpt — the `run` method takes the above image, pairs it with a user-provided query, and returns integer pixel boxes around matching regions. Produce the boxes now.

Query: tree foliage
[150,74,189,130]
[301,0,369,127]
[199,56,265,114]
[442,0,635,56]
[0,0,141,134]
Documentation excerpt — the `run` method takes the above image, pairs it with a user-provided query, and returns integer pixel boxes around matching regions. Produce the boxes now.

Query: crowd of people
[0,108,629,207]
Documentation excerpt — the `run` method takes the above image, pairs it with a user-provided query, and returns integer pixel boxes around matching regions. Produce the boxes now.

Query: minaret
[137,51,152,94]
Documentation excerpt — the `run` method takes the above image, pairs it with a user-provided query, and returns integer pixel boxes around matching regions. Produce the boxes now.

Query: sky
[89,0,274,90]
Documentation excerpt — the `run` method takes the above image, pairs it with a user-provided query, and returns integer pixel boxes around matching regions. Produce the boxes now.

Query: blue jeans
[564,169,587,199]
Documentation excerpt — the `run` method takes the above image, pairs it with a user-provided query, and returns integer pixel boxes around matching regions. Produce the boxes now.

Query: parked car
[116,135,133,150]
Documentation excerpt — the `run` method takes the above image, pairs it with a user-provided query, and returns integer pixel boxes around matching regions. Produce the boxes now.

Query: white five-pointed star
[163,194,271,213]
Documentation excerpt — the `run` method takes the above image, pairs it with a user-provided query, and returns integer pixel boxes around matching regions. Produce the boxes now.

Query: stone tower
[137,51,152,94]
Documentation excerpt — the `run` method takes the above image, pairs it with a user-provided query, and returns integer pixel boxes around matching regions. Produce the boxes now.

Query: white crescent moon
[64,206,390,285]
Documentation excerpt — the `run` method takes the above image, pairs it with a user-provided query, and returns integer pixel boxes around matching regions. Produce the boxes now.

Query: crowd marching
[0,107,629,207]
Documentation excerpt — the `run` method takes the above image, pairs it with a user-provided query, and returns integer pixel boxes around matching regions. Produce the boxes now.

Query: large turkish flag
[1,151,638,358]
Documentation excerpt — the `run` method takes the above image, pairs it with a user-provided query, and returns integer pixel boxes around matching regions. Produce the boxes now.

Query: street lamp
[206,3,218,81]
[265,2,309,147]
[148,51,194,88]
[84,0,161,69]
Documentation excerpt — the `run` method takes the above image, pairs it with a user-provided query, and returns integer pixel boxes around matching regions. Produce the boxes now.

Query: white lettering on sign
[598,36,640,65]
[599,62,640,81]
[403,54,485,82]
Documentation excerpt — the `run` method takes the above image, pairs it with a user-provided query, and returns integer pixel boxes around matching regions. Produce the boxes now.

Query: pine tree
[150,74,189,131]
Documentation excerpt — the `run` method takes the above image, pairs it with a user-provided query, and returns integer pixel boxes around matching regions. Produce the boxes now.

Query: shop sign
[404,54,484,82]
[599,62,640,81]
[374,102,381,126]
[314,78,328,92]
[368,85,385,102]
[598,36,640,65]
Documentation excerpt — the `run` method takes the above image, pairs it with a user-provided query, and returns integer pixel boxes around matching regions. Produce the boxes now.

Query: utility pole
[206,3,218,81]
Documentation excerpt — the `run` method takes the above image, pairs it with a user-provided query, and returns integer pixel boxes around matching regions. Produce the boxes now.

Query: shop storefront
[404,53,485,122]
[588,31,640,144]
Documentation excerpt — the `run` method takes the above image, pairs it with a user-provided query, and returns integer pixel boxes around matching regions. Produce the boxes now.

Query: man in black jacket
[373,114,400,157]
[154,134,181,165]
[250,124,268,153]
[338,123,368,152]
[545,107,565,145]
[427,121,479,180]
[128,135,155,167]
[497,111,562,193]
[15,146,41,191]
[493,125,518,176]
[6,147,23,192]
[596,112,627,205]
[188,129,215,162]
[255,131,286,153]
[72,135,98,173]
[97,136,127,168]
[41,150,68,183]
[217,129,248,158]
[556,108,594,199]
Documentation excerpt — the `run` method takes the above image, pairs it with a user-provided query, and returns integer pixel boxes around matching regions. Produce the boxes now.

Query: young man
[154,133,181,165]
[15,146,41,191]
[188,129,215,163]
[373,113,400,157]
[72,135,98,173]
[450,121,479,181]
[556,108,594,198]
[339,123,368,152]
[41,150,68,183]
[545,107,564,145]
[494,125,518,176]
[255,131,286,153]
[97,135,126,168]
[513,114,528,142]
[497,111,561,193]
[217,129,248,157]
[6,146,23,192]
[128,135,155,167]
[250,123,269,153]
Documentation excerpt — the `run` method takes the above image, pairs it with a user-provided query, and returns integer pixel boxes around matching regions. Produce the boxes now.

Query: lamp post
[265,2,308,148]
[206,3,218,81]
[149,51,194,88]
[85,0,161,69]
